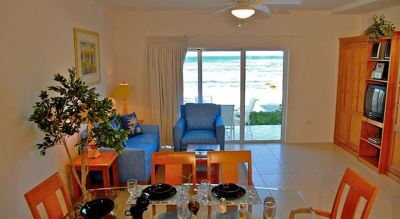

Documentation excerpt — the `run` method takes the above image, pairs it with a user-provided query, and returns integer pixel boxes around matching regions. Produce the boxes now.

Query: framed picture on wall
[73,28,100,85]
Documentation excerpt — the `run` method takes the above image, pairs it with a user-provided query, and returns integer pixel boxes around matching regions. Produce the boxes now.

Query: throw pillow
[110,117,122,131]
[121,113,143,136]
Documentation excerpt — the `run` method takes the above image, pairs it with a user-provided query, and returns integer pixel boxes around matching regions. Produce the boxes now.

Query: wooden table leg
[112,159,120,186]
[102,167,111,188]
[213,164,219,184]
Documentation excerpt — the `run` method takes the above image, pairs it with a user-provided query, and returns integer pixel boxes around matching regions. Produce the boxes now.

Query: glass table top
[67,185,319,219]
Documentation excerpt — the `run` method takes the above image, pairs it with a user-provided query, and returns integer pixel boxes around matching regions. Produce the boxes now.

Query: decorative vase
[88,140,101,159]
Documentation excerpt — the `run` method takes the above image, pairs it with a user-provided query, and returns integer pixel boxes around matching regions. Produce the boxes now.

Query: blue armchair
[173,103,225,151]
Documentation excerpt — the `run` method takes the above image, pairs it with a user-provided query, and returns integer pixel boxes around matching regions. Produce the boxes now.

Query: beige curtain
[146,36,188,145]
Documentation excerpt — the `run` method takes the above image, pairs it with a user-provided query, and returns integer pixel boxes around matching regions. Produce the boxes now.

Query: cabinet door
[335,43,352,144]
[335,41,367,152]
[348,42,367,152]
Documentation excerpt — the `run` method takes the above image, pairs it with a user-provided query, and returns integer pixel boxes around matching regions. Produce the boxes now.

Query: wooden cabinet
[335,32,400,180]
[334,37,368,153]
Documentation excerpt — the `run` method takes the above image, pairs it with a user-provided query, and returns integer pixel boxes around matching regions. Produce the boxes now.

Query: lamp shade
[111,82,133,100]
[231,6,255,19]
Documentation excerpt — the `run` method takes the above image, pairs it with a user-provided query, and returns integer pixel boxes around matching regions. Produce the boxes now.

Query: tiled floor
[225,143,400,219]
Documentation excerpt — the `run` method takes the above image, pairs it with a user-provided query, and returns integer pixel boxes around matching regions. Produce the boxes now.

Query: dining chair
[207,151,252,185]
[151,152,197,185]
[24,172,72,219]
[289,168,378,219]
[244,98,258,137]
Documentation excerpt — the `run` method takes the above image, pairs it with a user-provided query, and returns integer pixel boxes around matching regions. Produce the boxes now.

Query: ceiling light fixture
[231,6,255,19]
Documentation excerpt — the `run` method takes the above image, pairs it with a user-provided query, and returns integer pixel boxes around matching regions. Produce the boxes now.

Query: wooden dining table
[66,185,319,219]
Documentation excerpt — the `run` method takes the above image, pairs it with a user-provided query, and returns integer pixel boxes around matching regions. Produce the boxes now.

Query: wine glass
[200,180,210,204]
[177,203,188,219]
[179,185,189,203]
[263,201,276,219]
[127,179,138,199]
[247,186,257,204]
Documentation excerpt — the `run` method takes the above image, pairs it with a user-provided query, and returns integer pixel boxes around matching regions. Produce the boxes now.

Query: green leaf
[29,67,126,155]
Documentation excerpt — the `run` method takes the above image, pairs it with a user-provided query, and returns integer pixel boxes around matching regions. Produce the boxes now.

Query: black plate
[143,183,177,200]
[211,183,246,200]
[80,198,114,219]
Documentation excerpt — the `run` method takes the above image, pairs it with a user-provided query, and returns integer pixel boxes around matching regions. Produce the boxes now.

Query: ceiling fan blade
[195,2,236,7]
[255,0,267,4]
[214,5,237,14]
[253,4,270,13]
[263,0,301,5]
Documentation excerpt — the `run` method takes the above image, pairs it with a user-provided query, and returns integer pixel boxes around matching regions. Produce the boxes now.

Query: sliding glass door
[245,51,284,141]
[183,49,286,142]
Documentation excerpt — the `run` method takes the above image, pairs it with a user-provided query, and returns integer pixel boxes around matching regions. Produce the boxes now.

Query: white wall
[111,10,362,143]
[361,5,400,29]
[0,0,113,217]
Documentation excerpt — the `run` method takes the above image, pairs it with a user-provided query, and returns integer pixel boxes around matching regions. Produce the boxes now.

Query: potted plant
[364,15,396,42]
[29,68,128,194]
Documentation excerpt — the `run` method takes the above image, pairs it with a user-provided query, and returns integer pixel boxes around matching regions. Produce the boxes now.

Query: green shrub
[249,110,282,125]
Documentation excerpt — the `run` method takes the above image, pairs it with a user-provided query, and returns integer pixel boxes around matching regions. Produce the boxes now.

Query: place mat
[127,185,261,205]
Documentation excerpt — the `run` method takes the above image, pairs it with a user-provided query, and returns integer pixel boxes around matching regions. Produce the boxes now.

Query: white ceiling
[95,0,400,14]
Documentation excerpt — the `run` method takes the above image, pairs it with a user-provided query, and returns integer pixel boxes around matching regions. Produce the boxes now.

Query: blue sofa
[103,124,159,183]
[173,103,225,151]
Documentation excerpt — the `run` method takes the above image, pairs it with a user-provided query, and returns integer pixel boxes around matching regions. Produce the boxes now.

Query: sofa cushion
[121,113,143,137]
[181,129,217,146]
[124,133,159,172]
[124,133,159,147]
[185,103,217,130]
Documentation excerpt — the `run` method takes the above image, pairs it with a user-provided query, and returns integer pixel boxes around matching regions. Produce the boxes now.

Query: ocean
[183,52,284,112]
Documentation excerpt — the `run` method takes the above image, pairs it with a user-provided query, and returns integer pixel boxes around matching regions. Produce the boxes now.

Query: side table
[68,151,119,202]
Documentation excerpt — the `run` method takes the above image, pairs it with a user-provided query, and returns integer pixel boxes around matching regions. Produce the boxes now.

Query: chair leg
[245,124,253,137]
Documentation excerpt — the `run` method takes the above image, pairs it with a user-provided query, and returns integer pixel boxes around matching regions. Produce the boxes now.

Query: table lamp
[111,82,132,115]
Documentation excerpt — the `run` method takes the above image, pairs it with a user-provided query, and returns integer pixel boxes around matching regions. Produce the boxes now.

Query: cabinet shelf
[362,117,384,128]
[360,138,382,149]
[366,78,387,83]
[368,59,390,62]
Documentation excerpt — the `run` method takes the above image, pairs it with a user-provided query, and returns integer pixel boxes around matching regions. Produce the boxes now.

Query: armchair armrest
[289,208,331,219]
[173,118,186,151]
[215,116,225,150]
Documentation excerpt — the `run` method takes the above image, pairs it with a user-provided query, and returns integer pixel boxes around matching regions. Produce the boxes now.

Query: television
[364,84,386,122]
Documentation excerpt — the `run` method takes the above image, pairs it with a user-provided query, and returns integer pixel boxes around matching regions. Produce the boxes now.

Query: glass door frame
[184,48,289,144]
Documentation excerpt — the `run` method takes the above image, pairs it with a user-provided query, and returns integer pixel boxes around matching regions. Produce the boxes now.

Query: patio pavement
[225,125,281,141]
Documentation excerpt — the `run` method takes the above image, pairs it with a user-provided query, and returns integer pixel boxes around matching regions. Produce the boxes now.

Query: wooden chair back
[207,151,252,185]
[151,152,196,185]
[330,168,378,219]
[24,172,72,219]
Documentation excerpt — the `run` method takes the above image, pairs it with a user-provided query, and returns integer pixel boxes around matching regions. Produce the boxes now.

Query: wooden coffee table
[186,144,220,183]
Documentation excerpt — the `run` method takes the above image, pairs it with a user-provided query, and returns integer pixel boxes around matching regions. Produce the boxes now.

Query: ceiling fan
[210,0,301,19]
